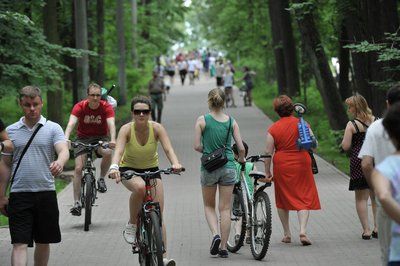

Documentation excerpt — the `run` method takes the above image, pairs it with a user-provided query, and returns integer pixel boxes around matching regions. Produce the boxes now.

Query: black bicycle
[120,167,184,266]
[227,155,272,260]
[71,141,109,231]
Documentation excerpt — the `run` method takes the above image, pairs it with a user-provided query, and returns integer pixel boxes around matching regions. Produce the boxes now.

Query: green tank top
[201,114,235,170]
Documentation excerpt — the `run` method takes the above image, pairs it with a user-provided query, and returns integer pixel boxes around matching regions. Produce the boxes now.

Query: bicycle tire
[250,191,272,260]
[145,211,163,266]
[227,188,246,253]
[84,175,93,231]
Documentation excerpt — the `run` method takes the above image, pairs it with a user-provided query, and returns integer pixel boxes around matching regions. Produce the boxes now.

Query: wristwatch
[0,142,4,152]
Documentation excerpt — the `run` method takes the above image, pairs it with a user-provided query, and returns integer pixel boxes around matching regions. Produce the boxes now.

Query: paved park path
[0,77,380,265]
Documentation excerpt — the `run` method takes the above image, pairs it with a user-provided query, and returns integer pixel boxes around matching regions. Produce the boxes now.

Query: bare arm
[264,133,275,179]
[106,117,116,145]
[0,156,12,215]
[49,141,69,176]
[232,121,245,163]
[372,169,400,224]
[64,114,78,140]
[109,123,130,183]
[156,123,182,169]
[194,116,205,153]
[341,121,354,151]
[361,155,374,187]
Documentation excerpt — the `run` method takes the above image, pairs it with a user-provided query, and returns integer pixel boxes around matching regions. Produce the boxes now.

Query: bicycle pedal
[131,246,139,254]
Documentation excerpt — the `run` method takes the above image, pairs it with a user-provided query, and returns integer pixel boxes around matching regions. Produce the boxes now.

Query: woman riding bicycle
[194,88,246,258]
[109,95,182,266]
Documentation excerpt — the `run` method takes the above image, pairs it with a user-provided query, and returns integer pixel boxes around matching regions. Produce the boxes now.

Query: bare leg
[277,208,291,239]
[202,186,219,236]
[99,148,112,178]
[370,190,378,233]
[73,155,85,202]
[122,177,146,225]
[297,210,310,235]
[34,244,50,266]
[355,189,371,235]
[218,185,234,250]
[12,243,28,266]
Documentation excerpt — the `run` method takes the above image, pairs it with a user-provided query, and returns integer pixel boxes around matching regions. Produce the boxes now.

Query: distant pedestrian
[148,71,165,123]
[223,67,236,108]
[166,59,176,85]
[188,58,196,85]
[359,84,400,266]
[194,88,246,258]
[178,60,188,86]
[372,102,400,266]
[341,93,377,240]
[264,95,320,245]
[215,60,224,89]
[240,66,256,106]
[0,86,69,266]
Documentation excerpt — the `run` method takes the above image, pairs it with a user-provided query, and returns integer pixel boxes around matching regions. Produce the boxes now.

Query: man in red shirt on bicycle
[65,83,116,216]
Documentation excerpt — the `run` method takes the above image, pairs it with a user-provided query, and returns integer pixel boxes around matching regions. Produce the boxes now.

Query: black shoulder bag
[3,123,43,217]
[201,117,232,172]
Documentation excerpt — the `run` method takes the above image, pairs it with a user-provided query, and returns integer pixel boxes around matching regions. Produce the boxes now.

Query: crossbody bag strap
[9,123,43,188]
[224,117,232,147]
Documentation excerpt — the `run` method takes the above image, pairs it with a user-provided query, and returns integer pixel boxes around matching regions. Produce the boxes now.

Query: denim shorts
[200,167,236,187]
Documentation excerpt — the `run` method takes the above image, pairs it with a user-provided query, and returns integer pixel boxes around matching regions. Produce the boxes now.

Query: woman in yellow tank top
[109,96,182,265]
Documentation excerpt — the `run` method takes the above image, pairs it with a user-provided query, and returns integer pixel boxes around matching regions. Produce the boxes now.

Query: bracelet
[109,164,119,171]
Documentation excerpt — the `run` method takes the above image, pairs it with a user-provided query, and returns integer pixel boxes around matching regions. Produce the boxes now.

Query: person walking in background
[166,58,176,85]
[240,66,256,106]
[264,95,320,245]
[178,59,188,86]
[0,86,69,266]
[215,59,224,89]
[188,57,196,85]
[223,67,236,108]
[148,70,165,123]
[194,88,246,258]
[372,102,400,266]
[359,85,400,265]
[341,93,377,240]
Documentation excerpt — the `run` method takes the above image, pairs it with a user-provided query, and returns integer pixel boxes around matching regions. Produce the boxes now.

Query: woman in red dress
[264,95,321,245]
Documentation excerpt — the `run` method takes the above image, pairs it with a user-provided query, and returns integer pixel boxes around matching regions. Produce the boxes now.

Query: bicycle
[227,154,272,260]
[71,141,109,231]
[120,167,184,266]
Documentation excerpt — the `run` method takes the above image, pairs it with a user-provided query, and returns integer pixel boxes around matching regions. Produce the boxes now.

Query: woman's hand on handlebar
[108,168,121,183]
[171,163,184,174]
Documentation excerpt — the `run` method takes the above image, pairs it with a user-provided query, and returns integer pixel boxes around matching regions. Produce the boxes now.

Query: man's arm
[361,156,375,188]
[49,142,69,177]
[64,114,78,140]
[0,156,12,215]
[106,117,116,145]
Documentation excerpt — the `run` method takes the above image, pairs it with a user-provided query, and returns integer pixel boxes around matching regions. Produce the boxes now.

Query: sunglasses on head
[133,109,151,115]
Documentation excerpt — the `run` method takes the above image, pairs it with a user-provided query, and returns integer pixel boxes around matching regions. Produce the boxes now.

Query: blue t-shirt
[376,154,400,262]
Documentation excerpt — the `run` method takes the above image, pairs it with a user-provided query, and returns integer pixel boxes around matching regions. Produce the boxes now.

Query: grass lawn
[252,82,350,175]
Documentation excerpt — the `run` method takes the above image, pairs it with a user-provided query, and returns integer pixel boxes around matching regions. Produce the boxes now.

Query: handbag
[3,123,43,217]
[201,117,232,172]
[309,151,318,174]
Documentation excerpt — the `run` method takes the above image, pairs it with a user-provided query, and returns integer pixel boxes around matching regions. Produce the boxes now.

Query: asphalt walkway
[0,76,380,265]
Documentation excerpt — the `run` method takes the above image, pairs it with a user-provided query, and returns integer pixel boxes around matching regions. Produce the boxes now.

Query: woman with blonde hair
[194,88,246,258]
[341,93,377,239]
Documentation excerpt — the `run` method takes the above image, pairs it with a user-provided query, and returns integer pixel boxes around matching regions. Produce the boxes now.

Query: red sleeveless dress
[268,116,321,210]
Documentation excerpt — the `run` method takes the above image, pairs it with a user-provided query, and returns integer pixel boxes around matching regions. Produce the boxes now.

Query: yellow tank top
[120,122,159,169]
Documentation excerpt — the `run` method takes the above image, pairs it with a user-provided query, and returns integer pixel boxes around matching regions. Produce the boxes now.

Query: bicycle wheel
[227,188,246,253]
[84,175,93,231]
[250,191,272,260]
[144,211,163,266]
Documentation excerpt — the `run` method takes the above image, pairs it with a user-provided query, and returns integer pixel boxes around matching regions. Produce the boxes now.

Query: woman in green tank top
[109,96,182,265]
[194,88,246,258]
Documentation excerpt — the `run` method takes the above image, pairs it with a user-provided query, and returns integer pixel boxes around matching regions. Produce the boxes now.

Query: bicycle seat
[249,171,266,179]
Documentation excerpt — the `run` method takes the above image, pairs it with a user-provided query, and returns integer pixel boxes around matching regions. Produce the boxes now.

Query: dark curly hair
[382,102,400,150]
[130,95,152,111]
[273,95,294,117]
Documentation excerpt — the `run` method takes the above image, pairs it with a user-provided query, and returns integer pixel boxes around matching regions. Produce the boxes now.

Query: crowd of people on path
[1,78,400,265]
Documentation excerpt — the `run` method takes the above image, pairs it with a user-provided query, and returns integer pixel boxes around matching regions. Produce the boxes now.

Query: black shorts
[216,77,223,86]
[119,166,161,180]
[73,136,109,158]
[8,191,61,247]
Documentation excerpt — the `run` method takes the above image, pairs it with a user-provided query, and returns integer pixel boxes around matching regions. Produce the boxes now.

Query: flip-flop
[299,234,312,246]
[281,236,291,243]
[362,233,371,240]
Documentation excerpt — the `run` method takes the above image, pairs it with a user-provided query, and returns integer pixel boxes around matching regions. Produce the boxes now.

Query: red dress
[268,116,321,210]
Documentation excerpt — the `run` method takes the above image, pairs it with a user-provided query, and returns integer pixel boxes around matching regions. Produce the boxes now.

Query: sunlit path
[0,76,379,265]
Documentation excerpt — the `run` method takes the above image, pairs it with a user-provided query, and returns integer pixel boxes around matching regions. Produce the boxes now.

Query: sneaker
[210,234,221,255]
[70,202,82,216]
[218,249,229,258]
[97,178,107,193]
[163,258,176,266]
[123,222,137,244]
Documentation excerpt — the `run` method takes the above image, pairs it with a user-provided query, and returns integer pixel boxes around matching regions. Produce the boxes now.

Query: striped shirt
[6,116,66,192]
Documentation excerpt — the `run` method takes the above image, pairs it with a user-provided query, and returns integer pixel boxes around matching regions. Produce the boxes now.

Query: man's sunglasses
[133,109,151,115]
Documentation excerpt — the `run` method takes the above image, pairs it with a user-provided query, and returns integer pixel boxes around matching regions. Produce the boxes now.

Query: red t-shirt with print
[72,100,115,138]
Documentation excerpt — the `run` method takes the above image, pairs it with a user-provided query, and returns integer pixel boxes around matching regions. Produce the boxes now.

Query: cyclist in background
[65,83,116,216]
[109,95,182,266]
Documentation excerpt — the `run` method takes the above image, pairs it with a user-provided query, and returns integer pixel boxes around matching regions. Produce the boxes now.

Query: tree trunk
[268,0,287,94]
[293,0,348,130]
[141,0,151,41]
[280,0,300,97]
[131,0,138,68]
[74,0,89,100]
[338,22,352,101]
[43,0,63,124]
[116,0,127,105]
[97,0,105,84]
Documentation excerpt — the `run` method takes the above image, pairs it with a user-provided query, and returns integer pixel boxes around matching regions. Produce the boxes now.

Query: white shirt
[358,119,396,164]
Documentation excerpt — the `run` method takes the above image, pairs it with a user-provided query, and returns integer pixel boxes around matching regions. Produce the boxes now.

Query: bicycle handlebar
[120,167,185,180]
[246,154,271,162]
[70,141,110,150]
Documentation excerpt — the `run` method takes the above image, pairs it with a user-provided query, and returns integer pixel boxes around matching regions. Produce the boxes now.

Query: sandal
[362,233,371,240]
[299,234,312,246]
[281,236,291,243]
[372,231,378,239]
